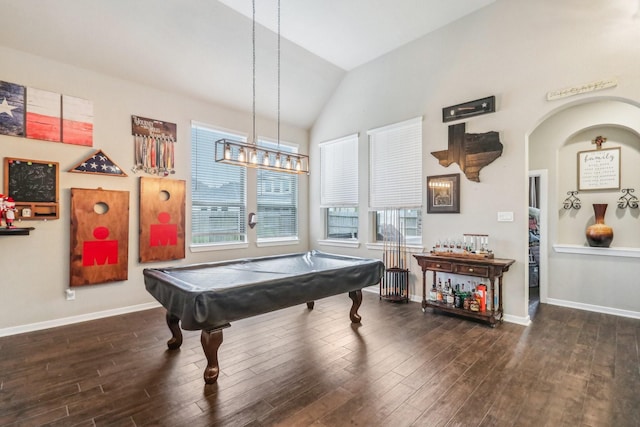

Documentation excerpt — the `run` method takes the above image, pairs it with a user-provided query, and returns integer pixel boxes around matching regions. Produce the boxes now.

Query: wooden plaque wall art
[431,122,503,182]
[70,187,129,286]
[138,177,186,263]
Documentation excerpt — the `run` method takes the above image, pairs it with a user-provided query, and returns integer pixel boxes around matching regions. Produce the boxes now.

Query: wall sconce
[618,188,638,209]
[563,191,581,210]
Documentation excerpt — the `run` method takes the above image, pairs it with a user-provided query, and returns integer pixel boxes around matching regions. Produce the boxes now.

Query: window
[191,123,247,245]
[256,139,299,241]
[369,117,422,244]
[320,134,359,239]
[375,209,422,245]
[326,207,358,239]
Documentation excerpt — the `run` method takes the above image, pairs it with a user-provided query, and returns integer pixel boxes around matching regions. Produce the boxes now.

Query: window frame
[190,121,248,251]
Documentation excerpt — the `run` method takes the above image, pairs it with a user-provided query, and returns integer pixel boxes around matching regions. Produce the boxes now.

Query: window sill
[318,239,360,249]
[190,242,249,253]
[366,242,424,253]
[256,238,300,248]
[553,244,640,258]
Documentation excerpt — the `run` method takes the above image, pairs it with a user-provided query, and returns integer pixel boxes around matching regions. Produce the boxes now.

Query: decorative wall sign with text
[131,115,177,176]
[547,78,617,101]
[577,147,620,191]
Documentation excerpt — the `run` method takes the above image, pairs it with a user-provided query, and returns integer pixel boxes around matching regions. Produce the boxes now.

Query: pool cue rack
[379,208,410,303]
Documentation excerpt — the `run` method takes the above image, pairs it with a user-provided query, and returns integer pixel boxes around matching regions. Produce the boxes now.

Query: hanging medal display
[131,115,177,176]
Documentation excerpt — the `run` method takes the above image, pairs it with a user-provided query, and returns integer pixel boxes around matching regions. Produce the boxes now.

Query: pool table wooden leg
[201,328,224,384]
[165,312,183,350]
[348,290,362,323]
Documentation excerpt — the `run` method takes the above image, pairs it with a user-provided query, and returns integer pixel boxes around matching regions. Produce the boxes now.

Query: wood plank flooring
[1,291,639,426]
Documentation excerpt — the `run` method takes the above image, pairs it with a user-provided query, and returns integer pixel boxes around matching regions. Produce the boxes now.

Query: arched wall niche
[530,98,640,245]
[528,97,640,315]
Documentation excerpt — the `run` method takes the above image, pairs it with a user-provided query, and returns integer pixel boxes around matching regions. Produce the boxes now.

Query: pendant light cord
[252,0,256,146]
[277,0,281,148]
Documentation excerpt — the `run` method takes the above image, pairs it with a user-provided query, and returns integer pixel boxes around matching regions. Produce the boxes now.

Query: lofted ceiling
[0,0,495,129]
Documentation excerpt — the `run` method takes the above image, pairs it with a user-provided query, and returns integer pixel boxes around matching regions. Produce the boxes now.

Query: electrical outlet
[66,289,76,301]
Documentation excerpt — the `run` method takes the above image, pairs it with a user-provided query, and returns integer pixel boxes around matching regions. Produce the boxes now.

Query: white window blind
[368,117,422,209]
[257,139,299,240]
[191,123,247,244]
[320,134,359,207]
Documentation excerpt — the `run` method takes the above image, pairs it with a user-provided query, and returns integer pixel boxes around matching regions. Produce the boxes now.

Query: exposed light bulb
[238,148,246,163]
[224,144,231,160]
[285,156,291,169]
[250,149,258,164]
[295,159,301,172]
[275,155,281,168]
[262,152,270,166]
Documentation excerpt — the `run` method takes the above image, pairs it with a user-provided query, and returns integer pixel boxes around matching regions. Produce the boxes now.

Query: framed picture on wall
[577,147,620,191]
[427,173,460,213]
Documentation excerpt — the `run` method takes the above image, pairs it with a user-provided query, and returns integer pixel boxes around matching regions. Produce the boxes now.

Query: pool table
[143,251,384,384]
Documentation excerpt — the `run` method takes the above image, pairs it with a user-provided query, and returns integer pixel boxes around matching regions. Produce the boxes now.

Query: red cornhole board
[139,177,185,263]
[70,188,129,286]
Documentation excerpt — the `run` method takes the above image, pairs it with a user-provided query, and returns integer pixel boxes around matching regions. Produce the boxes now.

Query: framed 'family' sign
[577,147,620,191]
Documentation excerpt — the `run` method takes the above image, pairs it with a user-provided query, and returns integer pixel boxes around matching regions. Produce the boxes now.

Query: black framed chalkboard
[3,157,59,220]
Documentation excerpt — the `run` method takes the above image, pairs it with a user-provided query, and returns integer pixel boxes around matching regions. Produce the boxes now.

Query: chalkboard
[4,158,59,203]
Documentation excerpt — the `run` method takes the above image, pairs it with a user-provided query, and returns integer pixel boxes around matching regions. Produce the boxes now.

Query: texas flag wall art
[0,79,94,146]
[0,80,25,137]
[62,95,94,146]
[26,87,62,142]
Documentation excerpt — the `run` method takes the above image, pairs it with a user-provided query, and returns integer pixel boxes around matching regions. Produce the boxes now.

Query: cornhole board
[70,188,129,286]
[139,177,185,263]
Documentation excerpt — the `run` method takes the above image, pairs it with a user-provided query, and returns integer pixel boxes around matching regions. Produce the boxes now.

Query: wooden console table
[413,253,515,327]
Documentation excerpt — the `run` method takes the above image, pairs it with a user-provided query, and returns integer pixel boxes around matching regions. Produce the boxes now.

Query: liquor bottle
[477,284,487,312]
[429,281,437,301]
[469,286,479,312]
[454,284,462,308]
[485,282,492,311]
[446,282,455,305]
[436,279,443,303]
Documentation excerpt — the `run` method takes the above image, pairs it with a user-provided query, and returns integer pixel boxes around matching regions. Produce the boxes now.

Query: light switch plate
[497,211,514,222]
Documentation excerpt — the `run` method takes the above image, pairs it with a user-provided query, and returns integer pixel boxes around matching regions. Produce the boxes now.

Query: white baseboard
[503,314,531,326]
[546,298,640,320]
[0,302,162,338]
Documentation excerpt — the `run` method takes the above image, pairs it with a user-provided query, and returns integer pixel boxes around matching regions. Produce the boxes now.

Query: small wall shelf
[553,244,640,258]
[0,227,35,236]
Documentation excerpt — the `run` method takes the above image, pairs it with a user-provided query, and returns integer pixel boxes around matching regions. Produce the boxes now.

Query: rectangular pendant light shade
[215,138,309,175]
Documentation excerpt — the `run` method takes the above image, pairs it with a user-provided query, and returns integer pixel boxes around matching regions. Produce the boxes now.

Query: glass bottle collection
[432,233,491,255]
[428,277,494,313]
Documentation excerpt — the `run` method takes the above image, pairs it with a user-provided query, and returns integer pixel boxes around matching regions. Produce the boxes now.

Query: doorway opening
[528,170,547,320]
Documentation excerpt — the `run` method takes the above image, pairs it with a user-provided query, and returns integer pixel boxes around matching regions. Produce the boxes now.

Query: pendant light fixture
[215,0,310,175]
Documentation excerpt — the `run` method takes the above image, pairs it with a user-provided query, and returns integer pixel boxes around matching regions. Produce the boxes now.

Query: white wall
[309,0,640,323]
[0,47,309,334]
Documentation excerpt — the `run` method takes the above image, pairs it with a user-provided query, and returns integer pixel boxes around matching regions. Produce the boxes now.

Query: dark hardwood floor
[1,291,639,426]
